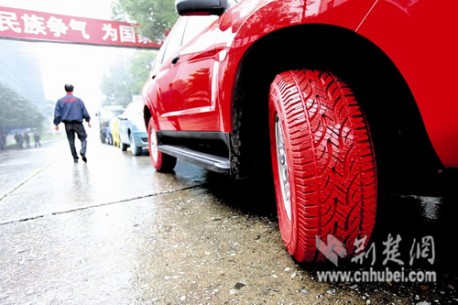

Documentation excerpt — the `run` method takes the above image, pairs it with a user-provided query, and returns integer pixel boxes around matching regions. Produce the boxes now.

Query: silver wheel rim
[275,115,292,221]
[150,124,159,160]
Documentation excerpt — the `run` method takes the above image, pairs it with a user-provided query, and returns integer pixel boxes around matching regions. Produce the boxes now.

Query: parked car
[142,0,458,263]
[96,105,125,145]
[119,100,148,156]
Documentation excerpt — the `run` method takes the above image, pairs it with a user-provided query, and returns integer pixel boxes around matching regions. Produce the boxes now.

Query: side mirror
[176,0,228,16]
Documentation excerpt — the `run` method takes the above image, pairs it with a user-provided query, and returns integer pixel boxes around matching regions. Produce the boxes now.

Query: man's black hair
[64,84,74,92]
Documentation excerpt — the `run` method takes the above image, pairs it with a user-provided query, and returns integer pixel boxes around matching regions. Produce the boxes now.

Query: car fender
[215,0,377,131]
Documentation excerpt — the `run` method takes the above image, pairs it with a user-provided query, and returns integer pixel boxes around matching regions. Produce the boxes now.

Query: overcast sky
[0,0,138,111]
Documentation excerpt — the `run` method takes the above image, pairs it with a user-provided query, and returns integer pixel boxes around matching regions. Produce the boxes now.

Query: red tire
[147,117,177,172]
[269,70,377,263]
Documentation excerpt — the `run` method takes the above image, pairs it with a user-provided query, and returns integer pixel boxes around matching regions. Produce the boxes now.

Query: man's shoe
[74,159,78,163]
[81,154,87,163]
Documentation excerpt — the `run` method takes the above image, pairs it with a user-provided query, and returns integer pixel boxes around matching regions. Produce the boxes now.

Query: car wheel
[100,131,106,144]
[121,141,128,152]
[106,134,112,145]
[268,69,377,263]
[148,117,177,172]
[129,133,141,156]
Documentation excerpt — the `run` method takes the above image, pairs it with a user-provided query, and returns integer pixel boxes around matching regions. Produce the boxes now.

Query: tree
[102,0,168,107]
[101,50,156,107]
[130,50,157,93]
[101,59,133,107]
[0,82,45,133]
[112,0,178,43]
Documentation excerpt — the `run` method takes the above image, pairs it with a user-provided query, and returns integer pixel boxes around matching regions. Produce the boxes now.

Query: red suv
[142,0,458,263]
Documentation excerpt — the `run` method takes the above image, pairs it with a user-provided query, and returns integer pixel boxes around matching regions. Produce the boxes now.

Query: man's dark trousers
[64,122,87,161]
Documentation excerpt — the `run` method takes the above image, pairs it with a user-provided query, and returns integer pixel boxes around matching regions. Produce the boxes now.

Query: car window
[125,104,135,117]
[99,108,124,122]
[124,102,143,118]
[182,15,218,47]
[162,17,188,63]
[152,2,235,70]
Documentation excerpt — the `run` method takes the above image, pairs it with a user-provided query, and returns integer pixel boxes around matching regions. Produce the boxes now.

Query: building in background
[0,39,52,118]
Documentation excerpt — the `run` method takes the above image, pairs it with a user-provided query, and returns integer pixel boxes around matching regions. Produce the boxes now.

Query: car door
[151,17,188,122]
[160,15,219,131]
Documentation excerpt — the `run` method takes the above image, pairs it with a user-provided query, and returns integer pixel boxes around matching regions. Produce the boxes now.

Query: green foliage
[131,50,156,93]
[113,0,178,42]
[0,82,45,133]
[101,60,132,107]
[102,0,170,107]
[101,50,156,107]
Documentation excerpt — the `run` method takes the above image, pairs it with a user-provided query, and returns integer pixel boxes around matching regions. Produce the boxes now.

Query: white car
[118,101,148,156]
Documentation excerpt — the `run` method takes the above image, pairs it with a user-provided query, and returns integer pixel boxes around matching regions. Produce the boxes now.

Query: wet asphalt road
[0,129,457,305]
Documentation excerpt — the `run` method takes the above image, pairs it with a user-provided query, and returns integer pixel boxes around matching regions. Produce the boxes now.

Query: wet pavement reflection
[0,131,457,304]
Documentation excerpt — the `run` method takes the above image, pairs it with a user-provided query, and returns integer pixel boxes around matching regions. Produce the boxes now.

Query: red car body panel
[357,0,458,167]
[146,0,457,168]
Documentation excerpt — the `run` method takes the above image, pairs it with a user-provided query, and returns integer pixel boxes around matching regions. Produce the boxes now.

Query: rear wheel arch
[143,99,177,172]
[231,24,443,194]
[147,116,177,172]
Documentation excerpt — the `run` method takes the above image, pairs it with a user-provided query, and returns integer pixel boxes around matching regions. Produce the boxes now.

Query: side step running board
[159,144,230,174]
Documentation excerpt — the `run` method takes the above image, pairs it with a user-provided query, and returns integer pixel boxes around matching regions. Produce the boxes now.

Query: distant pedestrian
[33,131,41,147]
[0,132,6,150]
[14,132,23,149]
[53,83,91,163]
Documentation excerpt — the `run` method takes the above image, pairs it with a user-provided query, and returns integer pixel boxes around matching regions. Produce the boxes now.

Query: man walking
[53,84,91,163]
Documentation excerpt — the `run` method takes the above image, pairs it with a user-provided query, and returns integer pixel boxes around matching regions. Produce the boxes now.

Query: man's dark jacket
[53,93,91,125]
